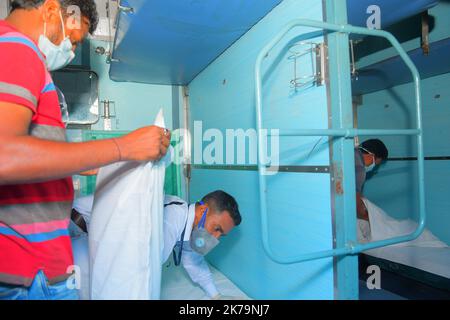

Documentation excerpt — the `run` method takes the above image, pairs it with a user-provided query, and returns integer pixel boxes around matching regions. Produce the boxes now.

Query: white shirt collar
[183,203,196,241]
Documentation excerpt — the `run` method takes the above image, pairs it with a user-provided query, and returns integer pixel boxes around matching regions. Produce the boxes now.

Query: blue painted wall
[358,72,450,245]
[90,39,174,131]
[68,39,176,197]
[188,0,334,299]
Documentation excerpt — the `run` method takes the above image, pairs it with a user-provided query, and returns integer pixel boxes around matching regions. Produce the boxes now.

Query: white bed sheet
[72,234,250,300]
[161,261,251,300]
[360,198,450,279]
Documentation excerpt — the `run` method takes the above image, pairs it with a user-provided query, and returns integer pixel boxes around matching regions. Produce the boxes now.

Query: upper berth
[108,0,439,86]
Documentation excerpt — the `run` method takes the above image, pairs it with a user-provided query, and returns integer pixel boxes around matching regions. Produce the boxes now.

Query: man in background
[355,139,389,221]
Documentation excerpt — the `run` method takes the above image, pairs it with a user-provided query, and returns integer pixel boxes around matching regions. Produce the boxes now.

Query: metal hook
[118,0,134,14]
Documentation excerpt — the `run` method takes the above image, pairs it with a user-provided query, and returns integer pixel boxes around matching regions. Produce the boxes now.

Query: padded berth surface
[161,260,250,300]
[359,198,450,282]
[72,234,250,300]
[365,246,450,280]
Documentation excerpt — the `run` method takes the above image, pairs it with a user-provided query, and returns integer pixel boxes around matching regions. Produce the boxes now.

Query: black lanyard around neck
[165,201,189,266]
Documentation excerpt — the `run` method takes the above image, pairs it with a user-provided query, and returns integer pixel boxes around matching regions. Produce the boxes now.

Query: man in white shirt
[70,190,242,300]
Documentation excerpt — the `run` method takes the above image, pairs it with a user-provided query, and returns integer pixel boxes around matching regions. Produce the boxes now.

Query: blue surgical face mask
[38,11,75,71]
[190,203,219,255]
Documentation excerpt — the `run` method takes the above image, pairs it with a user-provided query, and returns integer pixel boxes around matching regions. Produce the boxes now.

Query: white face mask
[190,227,219,255]
[190,204,219,255]
[360,147,377,173]
[38,10,75,71]
[55,86,69,127]
[365,159,376,173]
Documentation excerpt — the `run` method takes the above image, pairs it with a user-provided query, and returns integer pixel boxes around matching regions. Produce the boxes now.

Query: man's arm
[0,102,170,185]
[181,250,219,298]
[356,192,369,220]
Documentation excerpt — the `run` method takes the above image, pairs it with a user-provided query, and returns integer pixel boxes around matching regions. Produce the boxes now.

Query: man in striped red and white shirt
[0,0,171,300]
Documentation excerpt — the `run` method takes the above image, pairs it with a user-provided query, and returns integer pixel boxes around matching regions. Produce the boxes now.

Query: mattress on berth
[72,234,250,300]
[359,198,450,281]
[161,261,251,300]
[364,246,450,280]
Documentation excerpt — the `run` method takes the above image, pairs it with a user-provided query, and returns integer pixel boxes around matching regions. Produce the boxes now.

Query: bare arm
[356,192,369,221]
[0,102,170,185]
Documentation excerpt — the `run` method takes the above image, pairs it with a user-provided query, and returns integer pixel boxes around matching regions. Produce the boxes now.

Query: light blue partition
[190,170,333,299]
[89,39,174,131]
[188,0,335,299]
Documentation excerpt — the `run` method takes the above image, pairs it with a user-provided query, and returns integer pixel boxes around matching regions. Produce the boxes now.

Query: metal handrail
[255,19,425,264]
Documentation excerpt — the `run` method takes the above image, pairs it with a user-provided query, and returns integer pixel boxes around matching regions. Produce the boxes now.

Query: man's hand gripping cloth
[89,109,172,300]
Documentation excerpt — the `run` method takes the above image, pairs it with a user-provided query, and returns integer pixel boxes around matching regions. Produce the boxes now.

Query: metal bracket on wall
[288,42,327,90]
[182,86,191,201]
[192,165,330,173]
[352,95,363,146]
[106,56,120,64]
[349,39,364,81]
[349,39,358,80]
[421,11,430,56]
[100,100,116,131]
[110,1,134,64]
[118,0,134,14]
[352,95,363,106]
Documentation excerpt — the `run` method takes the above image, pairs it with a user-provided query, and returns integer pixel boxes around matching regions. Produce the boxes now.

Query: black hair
[361,139,389,161]
[10,0,99,34]
[201,190,242,226]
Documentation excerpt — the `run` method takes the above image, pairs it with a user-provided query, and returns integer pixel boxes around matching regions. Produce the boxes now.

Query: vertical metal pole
[421,11,430,55]
[324,0,359,300]
[182,86,191,202]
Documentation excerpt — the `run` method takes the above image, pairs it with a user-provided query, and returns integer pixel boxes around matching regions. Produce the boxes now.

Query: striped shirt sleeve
[0,40,45,114]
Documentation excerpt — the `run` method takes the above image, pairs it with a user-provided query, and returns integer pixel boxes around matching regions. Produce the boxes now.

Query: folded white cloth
[89,109,170,300]
[359,198,447,248]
